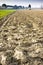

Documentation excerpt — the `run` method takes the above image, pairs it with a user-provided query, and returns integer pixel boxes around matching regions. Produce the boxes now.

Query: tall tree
[28,4,31,10]
[2,4,7,8]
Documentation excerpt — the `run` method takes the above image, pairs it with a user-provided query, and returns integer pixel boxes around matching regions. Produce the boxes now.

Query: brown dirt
[0,10,43,65]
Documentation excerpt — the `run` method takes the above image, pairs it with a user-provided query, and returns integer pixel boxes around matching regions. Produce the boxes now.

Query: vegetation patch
[0,10,16,19]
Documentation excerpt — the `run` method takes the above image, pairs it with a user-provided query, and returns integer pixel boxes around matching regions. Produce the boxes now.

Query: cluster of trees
[13,5,25,9]
[1,3,43,9]
[2,4,31,9]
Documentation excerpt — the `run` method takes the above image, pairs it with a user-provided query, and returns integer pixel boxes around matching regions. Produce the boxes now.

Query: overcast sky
[0,0,43,8]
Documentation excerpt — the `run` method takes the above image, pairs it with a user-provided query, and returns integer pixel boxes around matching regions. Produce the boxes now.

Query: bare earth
[0,10,43,65]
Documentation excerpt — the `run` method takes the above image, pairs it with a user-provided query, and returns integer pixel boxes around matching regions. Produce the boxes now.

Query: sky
[0,0,43,8]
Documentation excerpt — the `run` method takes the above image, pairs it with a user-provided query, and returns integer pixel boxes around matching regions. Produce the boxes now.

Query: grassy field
[0,10,16,19]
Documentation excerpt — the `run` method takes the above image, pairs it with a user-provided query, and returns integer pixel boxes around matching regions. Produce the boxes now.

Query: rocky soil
[0,10,43,65]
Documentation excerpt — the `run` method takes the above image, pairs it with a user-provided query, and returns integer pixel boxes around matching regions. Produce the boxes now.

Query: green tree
[2,4,7,8]
[28,4,31,10]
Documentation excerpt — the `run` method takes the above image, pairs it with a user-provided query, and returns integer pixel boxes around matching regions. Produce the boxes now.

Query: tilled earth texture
[0,10,43,65]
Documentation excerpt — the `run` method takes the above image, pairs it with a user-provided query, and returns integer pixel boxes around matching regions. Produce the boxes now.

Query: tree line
[2,4,31,9]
